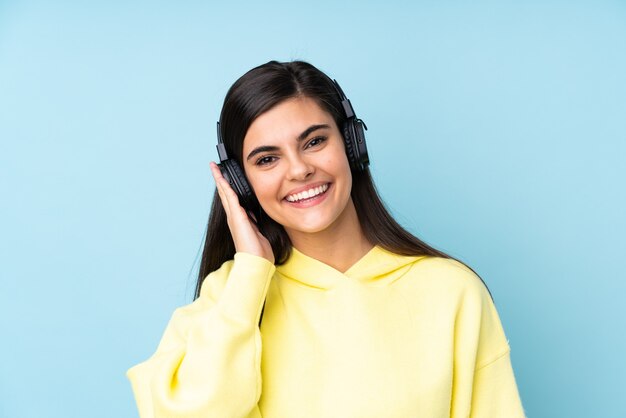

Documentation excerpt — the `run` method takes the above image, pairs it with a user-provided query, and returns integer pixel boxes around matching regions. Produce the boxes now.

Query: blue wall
[1,1,624,417]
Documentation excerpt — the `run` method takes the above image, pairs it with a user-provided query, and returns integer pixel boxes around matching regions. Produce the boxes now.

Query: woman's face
[242,96,354,238]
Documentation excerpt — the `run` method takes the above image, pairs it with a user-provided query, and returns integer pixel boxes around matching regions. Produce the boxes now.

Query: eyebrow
[245,124,330,161]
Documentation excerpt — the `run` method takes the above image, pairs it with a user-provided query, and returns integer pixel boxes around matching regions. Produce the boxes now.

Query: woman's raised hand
[210,162,275,264]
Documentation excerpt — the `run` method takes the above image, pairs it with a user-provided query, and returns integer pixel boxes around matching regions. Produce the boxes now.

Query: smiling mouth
[285,183,330,203]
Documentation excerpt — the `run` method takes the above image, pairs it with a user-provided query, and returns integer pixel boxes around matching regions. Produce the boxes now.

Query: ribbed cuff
[217,252,276,325]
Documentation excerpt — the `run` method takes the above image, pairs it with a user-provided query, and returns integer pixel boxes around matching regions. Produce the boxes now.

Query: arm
[470,349,526,417]
[448,262,526,418]
[126,252,275,418]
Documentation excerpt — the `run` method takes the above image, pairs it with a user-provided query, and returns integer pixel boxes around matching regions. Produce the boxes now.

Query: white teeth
[286,183,329,202]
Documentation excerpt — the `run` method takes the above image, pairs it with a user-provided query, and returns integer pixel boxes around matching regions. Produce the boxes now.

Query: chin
[287,222,332,235]
[283,206,351,236]
[277,216,333,235]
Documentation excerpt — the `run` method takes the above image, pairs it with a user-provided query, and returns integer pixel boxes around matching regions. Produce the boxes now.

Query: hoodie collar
[275,245,426,289]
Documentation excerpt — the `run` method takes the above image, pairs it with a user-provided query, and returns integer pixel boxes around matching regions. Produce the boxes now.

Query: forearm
[127,253,275,418]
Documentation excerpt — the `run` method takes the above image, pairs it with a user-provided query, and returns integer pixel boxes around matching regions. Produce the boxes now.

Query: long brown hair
[196,60,491,300]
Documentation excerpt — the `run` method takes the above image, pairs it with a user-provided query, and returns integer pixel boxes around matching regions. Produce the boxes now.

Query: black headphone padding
[220,158,256,210]
[342,118,369,171]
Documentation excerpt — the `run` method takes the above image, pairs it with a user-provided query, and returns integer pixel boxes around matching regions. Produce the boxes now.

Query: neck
[286,199,374,273]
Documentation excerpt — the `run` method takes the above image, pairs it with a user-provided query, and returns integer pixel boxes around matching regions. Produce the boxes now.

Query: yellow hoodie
[127,246,526,418]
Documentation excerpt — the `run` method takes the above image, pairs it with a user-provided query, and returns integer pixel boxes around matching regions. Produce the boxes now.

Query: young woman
[127,60,526,418]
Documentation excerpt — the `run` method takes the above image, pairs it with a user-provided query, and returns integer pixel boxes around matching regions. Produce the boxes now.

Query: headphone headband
[332,79,356,119]
[216,121,228,162]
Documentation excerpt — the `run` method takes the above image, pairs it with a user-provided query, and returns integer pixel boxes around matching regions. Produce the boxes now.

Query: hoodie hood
[275,245,427,289]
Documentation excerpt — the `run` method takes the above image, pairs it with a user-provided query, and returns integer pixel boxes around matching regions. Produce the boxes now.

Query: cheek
[326,152,352,180]
[248,173,281,204]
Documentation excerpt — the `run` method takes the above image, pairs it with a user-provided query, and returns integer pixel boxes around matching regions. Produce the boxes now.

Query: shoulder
[408,256,489,296]
[410,257,510,360]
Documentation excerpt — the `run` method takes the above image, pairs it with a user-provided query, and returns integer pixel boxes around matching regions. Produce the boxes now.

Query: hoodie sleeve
[448,262,526,418]
[126,252,275,418]
[470,349,526,417]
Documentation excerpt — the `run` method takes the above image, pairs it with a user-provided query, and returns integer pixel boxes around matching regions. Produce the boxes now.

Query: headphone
[216,79,369,213]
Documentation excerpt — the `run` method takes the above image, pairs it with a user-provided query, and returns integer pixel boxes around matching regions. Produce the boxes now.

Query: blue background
[1,1,625,417]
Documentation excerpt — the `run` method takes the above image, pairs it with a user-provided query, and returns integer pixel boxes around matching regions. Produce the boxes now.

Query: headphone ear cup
[219,159,256,210]
[342,119,369,171]
[342,121,357,168]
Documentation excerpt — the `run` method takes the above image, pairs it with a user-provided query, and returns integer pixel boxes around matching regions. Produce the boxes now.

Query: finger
[210,163,231,215]
[209,161,227,187]
[210,162,248,221]
[216,180,231,215]
[209,161,225,182]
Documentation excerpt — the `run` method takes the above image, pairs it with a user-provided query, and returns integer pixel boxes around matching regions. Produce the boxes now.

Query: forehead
[243,97,336,150]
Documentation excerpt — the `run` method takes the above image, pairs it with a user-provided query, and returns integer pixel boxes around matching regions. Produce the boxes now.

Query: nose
[286,153,314,181]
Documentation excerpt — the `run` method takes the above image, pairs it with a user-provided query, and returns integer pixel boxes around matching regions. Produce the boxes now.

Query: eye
[255,155,277,166]
[306,136,327,148]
